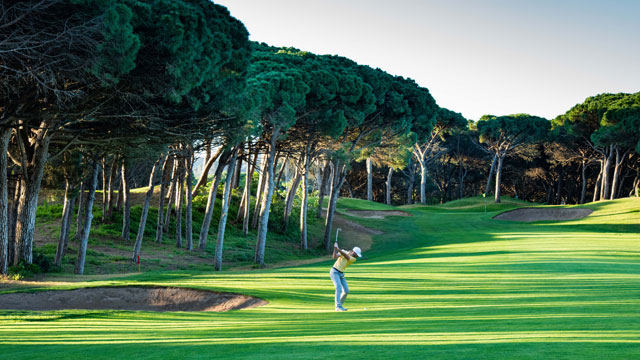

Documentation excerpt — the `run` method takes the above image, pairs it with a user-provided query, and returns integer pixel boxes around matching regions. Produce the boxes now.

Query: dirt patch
[493,208,593,222]
[329,212,383,255]
[343,210,411,219]
[333,215,383,236]
[0,286,267,312]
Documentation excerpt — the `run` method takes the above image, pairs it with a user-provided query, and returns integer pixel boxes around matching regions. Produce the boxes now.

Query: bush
[7,251,57,279]
[33,251,55,273]
[8,262,41,280]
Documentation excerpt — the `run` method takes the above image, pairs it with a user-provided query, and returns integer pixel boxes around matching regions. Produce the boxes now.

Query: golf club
[335,228,342,248]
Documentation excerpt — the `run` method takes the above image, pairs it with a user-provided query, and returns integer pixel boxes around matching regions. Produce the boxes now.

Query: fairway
[1,198,639,359]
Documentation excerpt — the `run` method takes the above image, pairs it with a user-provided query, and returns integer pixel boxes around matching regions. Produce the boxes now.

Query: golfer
[330,242,362,311]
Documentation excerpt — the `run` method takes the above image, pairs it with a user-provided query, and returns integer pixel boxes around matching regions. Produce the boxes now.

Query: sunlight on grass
[1,198,639,359]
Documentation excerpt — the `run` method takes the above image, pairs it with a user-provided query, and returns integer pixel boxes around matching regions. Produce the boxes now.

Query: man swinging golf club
[330,228,362,311]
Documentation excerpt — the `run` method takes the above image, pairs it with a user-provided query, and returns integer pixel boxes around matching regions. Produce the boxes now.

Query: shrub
[7,251,57,279]
[8,262,41,280]
[32,251,55,273]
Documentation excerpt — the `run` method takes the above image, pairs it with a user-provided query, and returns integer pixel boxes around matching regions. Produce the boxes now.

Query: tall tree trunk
[345,180,354,198]
[494,155,504,203]
[8,178,20,266]
[155,155,171,243]
[580,161,588,204]
[164,157,178,233]
[76,180,85,242]
[386,167,393,205]
[101,157,108,222]
[121,160,131,240]
[64,195,77,264]
[14,117,54,264]
[214,148,238,271]
[132,157,162,261]
[236,171,247,222]
[242,152,258,236]
[55,177,77,267]
[240,151,257,231]
[299,149,312,250]
[615,166,629,200]
[199,150,230,251]
[105,157,118,221]
[458,166,467,199]
[174,162,185,248]
[0,127,11,274]
[74,159,99,275]
[184,152,195,250]
[406,159,415,205]
[419,160,427,204]
[252,156,268,230]
[281,168,302,232]
[599,151,607,201]
[485,154,497,195]
[323,161,346,252]
[236,148,250,222]
[115,179,123,212]
[232,147,243,189]
[204,138,212,164]
[274,153,287,190]
[630,168,640,197]
[255,128,281,266]
[593,159,603,202]
[602,146,614,200]
[317,160,331,218]
[366,157,373,201]
[610,148,629,200]
[555,167,564,205]
[192,146,223,195]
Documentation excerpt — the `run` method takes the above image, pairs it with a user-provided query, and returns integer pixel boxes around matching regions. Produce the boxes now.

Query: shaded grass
[33,178,328,274]
[3,197,639,359]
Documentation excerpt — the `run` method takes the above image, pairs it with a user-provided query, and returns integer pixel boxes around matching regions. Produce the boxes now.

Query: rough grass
[2,197,639,359]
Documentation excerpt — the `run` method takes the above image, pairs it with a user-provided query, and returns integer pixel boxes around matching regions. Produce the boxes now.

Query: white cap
[352,247,362,258]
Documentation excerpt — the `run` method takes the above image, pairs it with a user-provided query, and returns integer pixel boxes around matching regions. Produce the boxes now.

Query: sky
[214,0,640,121]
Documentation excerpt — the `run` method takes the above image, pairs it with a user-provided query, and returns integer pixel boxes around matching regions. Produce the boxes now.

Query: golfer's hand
[334,242,339,249]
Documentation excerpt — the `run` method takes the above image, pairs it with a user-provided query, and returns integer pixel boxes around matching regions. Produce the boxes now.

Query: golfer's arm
[338,249,352,260]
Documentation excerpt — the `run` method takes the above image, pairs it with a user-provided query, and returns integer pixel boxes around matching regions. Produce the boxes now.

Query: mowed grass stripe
[0,197,638,359]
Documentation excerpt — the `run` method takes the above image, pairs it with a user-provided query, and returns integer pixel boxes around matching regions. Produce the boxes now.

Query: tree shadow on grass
[0,310,115,322]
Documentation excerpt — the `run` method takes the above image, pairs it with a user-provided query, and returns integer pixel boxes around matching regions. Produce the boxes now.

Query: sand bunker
[0,286,267,312]
[344,210,411,219]
[493,208,593,222]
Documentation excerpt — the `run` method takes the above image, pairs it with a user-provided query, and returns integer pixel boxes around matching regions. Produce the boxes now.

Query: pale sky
[215,0,640,121]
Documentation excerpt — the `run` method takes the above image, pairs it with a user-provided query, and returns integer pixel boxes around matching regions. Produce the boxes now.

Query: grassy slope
[1,197,639,359]
[32,181,328,274]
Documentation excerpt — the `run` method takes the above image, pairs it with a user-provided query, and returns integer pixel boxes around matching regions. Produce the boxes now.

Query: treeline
[349,94,640,206]
[1,1,639,276]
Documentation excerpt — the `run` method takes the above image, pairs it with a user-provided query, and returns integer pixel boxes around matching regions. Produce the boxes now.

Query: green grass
[334,197,398,211]
[427,195,531,212]
[2,197,639,359]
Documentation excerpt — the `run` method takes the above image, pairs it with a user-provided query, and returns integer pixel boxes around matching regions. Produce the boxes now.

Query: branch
[47,132,80,162]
